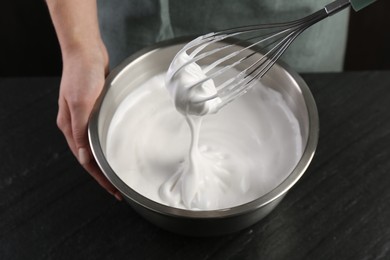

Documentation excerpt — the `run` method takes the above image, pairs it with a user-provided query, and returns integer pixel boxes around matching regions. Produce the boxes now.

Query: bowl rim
[88,37,319,219]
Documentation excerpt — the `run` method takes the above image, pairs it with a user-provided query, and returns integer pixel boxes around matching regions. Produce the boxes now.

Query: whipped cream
[106,69,303,210]
[165,50,222,116]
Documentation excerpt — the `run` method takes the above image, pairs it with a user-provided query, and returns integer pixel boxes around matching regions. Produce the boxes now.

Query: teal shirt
[97,0,349,72]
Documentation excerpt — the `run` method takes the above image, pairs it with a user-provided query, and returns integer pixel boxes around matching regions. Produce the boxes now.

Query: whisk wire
[186,27,297,99]
[168,0,361,112]
[218,9,330,104]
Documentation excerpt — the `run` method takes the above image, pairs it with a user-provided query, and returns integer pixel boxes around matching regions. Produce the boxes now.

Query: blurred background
[0,1,389,77]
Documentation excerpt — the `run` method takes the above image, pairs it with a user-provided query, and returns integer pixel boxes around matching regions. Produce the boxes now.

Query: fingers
[57,93,123,201]
[72,105,124,201]
[83,159,123,201]
[57,97,77,156]
[69,97,93,164]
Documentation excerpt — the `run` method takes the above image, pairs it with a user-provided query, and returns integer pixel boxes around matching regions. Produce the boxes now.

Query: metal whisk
[166,0,377,115]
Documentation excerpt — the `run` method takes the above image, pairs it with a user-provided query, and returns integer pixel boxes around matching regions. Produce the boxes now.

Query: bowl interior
[89,40,318,218]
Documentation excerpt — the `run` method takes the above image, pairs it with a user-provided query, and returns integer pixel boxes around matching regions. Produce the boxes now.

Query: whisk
[166,0,377,115]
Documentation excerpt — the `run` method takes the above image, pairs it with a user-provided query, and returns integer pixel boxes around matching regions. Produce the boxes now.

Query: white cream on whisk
[166,51,222,116]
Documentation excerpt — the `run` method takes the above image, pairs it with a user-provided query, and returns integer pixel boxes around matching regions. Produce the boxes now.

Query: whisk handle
[325,0,377,15]
[350,0,377,11]
[325,0,351,15]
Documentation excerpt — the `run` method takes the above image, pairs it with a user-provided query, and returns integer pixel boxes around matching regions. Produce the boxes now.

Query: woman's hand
[57,44,122,200]
[47,0,122,200]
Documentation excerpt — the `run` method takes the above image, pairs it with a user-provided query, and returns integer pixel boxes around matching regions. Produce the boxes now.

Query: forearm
[46,0,106,62]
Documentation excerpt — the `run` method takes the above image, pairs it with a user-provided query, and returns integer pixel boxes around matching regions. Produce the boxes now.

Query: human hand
[57,44,122,201]
[46,0,122,200]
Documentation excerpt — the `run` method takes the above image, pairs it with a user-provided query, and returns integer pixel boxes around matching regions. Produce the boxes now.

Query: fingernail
[114,191,123,201]
[78,148,90,165]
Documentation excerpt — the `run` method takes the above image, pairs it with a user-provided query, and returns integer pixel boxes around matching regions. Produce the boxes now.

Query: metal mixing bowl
[88,38,319,236]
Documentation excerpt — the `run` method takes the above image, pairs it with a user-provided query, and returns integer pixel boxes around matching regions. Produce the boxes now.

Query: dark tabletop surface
[1,71,390,260]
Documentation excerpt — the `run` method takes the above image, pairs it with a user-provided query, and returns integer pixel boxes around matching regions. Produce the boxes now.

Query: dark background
[0,1,389,77]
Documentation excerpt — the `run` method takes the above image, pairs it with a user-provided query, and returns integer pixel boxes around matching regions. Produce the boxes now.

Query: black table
[1,72,390,260]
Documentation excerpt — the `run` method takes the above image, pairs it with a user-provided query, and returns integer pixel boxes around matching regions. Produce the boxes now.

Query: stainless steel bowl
[88,38,319,236]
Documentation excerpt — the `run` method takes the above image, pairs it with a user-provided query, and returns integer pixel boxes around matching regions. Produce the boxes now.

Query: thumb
[70,102,122,200]
[71,103,92,166]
